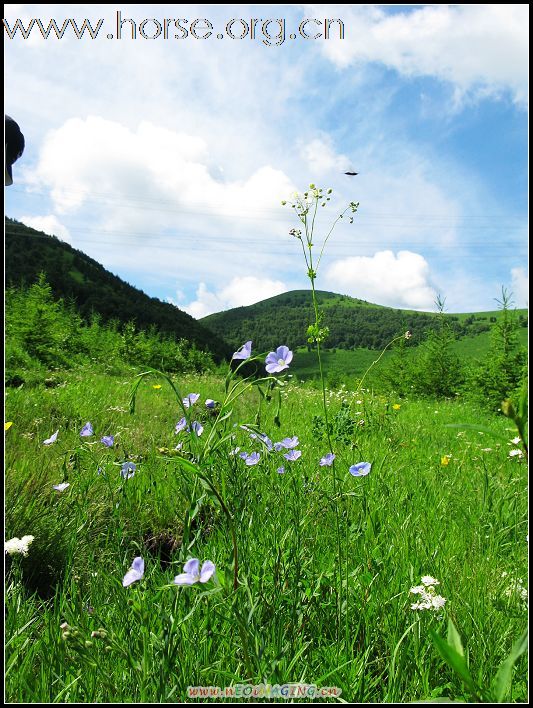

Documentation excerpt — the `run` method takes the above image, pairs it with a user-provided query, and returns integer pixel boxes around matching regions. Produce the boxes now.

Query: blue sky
[4,4,528,315]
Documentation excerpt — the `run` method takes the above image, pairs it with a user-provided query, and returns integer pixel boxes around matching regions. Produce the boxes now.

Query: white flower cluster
[5,535,34,556]
[410,575,447,611]
[502,572,528,603]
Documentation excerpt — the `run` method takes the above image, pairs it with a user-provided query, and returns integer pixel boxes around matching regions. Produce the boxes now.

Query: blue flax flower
[80,422,94,437]
[232,341,252,360]
[349,462,372,477]
[284,449,302,461]
[183,393,200,408]
[320,453,335,466]
[174,558,215,585]
[265,345,293,374]
[121,462,136,479]
[123,557,144,587]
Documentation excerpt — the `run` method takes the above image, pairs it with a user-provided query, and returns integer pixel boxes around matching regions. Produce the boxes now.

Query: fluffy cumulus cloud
[19,214,71,243]
[510,267,528,308]
[310,4,528,105]
[176,276,288,318]
[25,116,295,218]
[324,250,437,310]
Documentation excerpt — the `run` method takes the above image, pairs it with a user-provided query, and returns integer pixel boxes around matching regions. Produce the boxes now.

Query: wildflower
[392,404,401,410]
[319,453,335,466]
[283,450,302,462]
[349,462,372,477]
[229,447,241,456]
[261,436,274,452]
[121,462,136,479]
[421,575,439,586]
[43,430,59,445]
[80,422,94,437]
[503,577,528,602]
[174,558,215,585]
[53,482,70,492]
[511,436,521,445]
[409,575,446,611]
[441,455,451,466]
[175,418,188,434]
[277,466,286,474]
[122,557,144,587]
[243,452,261,466]
[5,422,13,431]
[152,384,162,390]
[405,331,412,339]
[205,399,216,409]
[265,346,293,374]
[278,436,299,449]
[101,435,114,448]
[191,421,204,436]
[183,393,200,408]
[5,535,34,556]
[232,341,252,361]
[509,449,523,458]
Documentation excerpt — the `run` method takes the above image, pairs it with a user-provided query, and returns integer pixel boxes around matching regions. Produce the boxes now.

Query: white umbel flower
[5,535,34,556]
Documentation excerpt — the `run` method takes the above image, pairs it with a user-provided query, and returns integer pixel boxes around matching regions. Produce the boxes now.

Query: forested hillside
[5,217,231,361]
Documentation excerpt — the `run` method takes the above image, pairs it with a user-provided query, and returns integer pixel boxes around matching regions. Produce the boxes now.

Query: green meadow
[5,361,528,702]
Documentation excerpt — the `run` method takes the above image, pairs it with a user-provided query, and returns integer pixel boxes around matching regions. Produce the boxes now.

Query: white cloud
[19,214,71,243]
[510,267,528,308]
[301,136,351,175]
[177,276,288,318]
[24,116,295,220]
[310,4,528,105]
[324,250,437,310]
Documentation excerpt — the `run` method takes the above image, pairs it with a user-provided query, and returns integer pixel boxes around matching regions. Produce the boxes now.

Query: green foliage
[5,276,215,385]
[429,619,528,703]
[465,289,527,412]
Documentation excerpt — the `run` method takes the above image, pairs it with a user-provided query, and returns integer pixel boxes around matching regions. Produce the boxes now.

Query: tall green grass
[5,365,528,702]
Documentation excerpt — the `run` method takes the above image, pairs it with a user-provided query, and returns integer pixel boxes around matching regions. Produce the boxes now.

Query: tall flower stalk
[283,185,358,646]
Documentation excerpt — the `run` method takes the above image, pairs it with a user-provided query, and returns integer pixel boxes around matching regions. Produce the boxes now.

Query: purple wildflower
[284,450,302,462]
[205,399,216,409]
[265,346,293,374]
[277,466,286,474]
[175,418,188,434]
[320,453,335,467]
[183,393,200,408]
[121,462,136,479]
[123,557,144,587]
[174,558,216,585]
[53,482,70,492]
[244,452,261,466]
[80,422,94,437]
[349,462,372,477]
[191,421,204,437]
[101,435,114,448]
[232,341,252,361]
[43,430,59,445]
[280,436,299,449]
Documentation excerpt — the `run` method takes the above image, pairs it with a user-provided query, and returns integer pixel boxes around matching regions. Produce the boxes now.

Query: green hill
[201,289,528,354]
[5,217,231,362]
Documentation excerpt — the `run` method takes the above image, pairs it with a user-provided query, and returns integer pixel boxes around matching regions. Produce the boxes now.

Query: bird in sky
[344,171,358,176]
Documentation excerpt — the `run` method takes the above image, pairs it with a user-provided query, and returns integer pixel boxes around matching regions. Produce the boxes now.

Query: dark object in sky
[5,115,25,185]
[344,171,358,176]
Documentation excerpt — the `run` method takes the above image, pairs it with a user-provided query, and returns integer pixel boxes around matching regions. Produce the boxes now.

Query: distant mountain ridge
[201,289,528,353]
[5,217,231,361]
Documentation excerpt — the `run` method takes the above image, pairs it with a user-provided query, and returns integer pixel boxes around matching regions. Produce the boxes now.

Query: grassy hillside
[202,289,528,354]
[5,217,231,362]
